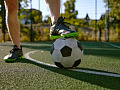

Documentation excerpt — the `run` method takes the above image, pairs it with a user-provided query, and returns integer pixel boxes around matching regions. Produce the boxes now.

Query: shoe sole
[4,56,23,62]
[50,32,78,39]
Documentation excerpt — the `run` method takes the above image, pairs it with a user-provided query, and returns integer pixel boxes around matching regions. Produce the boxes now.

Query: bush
[20,26,30,41]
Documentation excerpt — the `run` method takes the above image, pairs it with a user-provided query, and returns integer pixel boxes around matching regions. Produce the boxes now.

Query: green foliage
[77,29,90,41]
[97,15,105,29]
[104,0,120,22]
[18,9,25,24]
[19,0,29,8]
[20,26,30,41]
[116,24,120,41]
[43,15,51,24]
[34,27,51,42]
[0,16,2,25]
[104,0,120,41]
[62,0,78,22]
[27,9,42,24]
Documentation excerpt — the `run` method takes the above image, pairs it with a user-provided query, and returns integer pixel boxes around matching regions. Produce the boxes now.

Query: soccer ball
[50,38,83,69]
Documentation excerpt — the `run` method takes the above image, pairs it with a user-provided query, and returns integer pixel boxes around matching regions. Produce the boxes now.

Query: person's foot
[50,17,78,39]
[4,45,23,62]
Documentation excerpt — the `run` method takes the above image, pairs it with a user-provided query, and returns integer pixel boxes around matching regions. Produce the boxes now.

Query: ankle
[18,46,21,49]
[51,16,60,25]
[14,45,21,49]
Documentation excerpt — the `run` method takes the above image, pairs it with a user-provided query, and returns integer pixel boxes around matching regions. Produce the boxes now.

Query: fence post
[95,0,97,41]
[30,0,33,42]
[107,0,109,42]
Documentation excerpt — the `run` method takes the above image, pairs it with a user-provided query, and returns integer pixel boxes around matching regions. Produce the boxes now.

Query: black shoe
[4,45,23,62]
[50,17,78,39]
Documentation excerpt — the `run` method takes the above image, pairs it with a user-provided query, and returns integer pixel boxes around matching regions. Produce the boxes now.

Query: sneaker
[4,45,23,62]
[50,17,78,39]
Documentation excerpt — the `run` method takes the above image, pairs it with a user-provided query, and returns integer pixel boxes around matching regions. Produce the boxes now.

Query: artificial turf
[0,41,120,90]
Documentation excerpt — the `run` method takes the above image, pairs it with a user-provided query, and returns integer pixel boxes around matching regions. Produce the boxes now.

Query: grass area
[0,41,120,90]
[110,42,120,46]
[30,42,120,74]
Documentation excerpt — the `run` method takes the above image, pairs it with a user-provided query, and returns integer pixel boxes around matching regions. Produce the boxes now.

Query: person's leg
[45,0,60,24]
[5,0,21,49]
[4,0,23,62]
[45,0,78,39]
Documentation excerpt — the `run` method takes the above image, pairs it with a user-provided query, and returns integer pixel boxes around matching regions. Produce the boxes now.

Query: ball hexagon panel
[71,47,83,61]
[61,57,75,68]
[54,38,66,50]
[77,41,83,51]
[50,44,54,55]
[50,38,83,69]
[60,46,72,57]
[72,59,81,67]
[55,62,65,69]
[51,49,63,63]
[64,38,78,48]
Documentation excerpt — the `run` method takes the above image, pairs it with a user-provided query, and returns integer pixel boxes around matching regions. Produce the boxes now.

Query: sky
[25,0,107,20]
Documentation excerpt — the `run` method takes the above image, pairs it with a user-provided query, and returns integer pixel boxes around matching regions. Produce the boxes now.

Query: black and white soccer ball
[50,38,83,69]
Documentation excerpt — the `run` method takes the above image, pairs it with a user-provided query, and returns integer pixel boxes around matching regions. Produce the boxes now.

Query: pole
[30,0,33,42]
[107,0,109,42]
[95,0,97,41]
[105,11,107,42]
[105,0,109,42]
[2,0,6,42]
[38,0,40,23]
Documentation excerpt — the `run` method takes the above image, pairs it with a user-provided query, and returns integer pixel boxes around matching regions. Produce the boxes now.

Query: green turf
[0,41,120,90]
[109,42,120,47]
[30,42,120,74]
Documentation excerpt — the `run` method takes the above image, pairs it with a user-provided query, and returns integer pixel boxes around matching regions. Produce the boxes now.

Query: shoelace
[52,17,71,29]
[61,22,71,29]
[59,17,71,29]
[10,48,19,53]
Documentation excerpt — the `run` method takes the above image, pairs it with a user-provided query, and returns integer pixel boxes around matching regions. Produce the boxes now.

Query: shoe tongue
[57,17,64,24]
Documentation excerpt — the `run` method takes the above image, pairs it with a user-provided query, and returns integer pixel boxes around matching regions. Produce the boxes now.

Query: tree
[0,0,28,16]
[62,0,78,21]
[104,0,120,40]
[0,0,29,42]
[97,14,105,41]
[27,9,42,24]
[43,15,51,24]
[104,0,120,23]
[0,0,29,24]
[84,13,90,26]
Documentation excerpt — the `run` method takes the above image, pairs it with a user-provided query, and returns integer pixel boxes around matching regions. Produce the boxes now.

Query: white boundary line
[24,50,120,78]
[24,50,57,68]
[103,42,120,49]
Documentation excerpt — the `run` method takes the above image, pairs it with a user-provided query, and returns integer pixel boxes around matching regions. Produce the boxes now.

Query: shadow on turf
[22,45,51,51]
[9,58,120,90]
[0,44,51,51]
